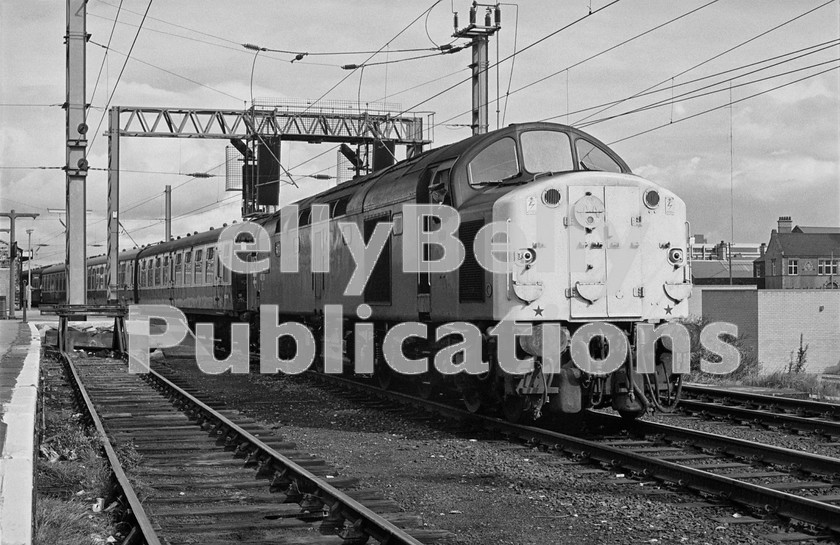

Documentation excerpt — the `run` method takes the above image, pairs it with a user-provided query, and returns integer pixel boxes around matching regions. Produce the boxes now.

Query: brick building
[753,216,840,289]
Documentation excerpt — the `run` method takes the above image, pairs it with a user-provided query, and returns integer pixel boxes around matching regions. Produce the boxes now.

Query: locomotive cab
[425,124,692,421]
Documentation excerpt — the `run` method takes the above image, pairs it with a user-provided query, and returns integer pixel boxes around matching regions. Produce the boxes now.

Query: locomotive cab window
[575,138,623,173]
[428,169,451,205]
[521,130,574,174]
[468,137,519,186]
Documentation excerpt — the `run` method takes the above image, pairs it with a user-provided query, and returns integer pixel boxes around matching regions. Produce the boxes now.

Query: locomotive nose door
[568,184,643,318]
[603,185,643,317]
[568,186,608,318]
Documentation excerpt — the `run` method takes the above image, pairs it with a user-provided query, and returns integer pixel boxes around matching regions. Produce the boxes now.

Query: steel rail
[586,411,840,476]
[683,383,840,419]
[304,373,840,535]
[142,367,425,545]
[60,351,162,545]
[677,397,840,437]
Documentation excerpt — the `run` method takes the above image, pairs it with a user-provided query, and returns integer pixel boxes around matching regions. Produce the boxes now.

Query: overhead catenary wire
[87,0,155,156]
[92,0,457,64]
[435,0,720,129]
[573,0,837,125]
[576,57,840,129]
[87,0,124,125]
[88,40,243,102]
[395,0,624,117]
[538,38,840,123]
[500,2,520,126]
[608,64,839,145]
[294,0,446,119]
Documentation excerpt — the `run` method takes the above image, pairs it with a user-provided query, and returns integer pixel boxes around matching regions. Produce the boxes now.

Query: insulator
[453,12,458,30]
[495,6,501,25]
[469,5,476,24]
[341,64,359,70]
[485,7,492,27]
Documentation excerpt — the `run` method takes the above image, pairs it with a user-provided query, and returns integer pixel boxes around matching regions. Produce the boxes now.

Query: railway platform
[0,319,42,545]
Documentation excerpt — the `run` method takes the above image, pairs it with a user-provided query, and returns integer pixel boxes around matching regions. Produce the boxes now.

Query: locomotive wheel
[462,389,483,413]
[502,395,528,423]
[416,373,439,400]
[619,409,644,421]
[376,363,394,390]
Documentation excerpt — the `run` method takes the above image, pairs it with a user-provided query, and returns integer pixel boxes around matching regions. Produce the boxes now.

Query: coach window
[140,261,146,288]
[206,247,215,284]
[185,250,193,286]
[194,249,204,285]
[175,253,183,286]
[522,130,574,173]
[468,137,519,187]
[163,256,170,285]
[575,138,622,173]
[154,257,161,286]
[118,263,125,286]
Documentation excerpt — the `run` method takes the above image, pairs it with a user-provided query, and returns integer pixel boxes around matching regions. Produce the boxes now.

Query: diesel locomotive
[41,122,692,421]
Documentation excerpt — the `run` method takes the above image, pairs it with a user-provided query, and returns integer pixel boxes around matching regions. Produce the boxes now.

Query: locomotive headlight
[517,248,537,265]
[644,188,661,209]
[541,188,562,207]
[668,247,685,266]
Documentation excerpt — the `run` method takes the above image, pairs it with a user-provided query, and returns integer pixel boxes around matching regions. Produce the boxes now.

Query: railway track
[680,383,840,438]
[269,372,840,540]
[56,348,454,545]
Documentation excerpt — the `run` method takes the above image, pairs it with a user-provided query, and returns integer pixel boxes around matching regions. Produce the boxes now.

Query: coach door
[568,185,642,319]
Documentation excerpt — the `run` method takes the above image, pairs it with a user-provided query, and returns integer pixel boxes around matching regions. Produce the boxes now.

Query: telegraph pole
[66,0,88,306]
[0,210,39,319]
[453,2,501,135]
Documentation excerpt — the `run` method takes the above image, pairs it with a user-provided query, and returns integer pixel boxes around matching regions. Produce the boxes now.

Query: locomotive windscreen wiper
[473,174,523,187]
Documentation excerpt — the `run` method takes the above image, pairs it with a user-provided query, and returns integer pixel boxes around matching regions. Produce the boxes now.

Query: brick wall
[701,288,840,373]
[757,290,840,373]
[702,288,759,357]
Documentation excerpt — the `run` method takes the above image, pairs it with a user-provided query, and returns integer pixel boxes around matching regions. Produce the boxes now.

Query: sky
[1,0,838,266]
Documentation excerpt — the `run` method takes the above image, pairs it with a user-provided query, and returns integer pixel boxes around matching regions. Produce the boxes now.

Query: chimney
[759,242,766,257]
[778,216,792,234]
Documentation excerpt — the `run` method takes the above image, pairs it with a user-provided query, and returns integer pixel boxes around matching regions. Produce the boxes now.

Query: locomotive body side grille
[459,219,485,303]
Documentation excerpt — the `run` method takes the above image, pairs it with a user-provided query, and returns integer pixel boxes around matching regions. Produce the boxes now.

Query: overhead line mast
[453,2,501,135]
[66,0,88,306]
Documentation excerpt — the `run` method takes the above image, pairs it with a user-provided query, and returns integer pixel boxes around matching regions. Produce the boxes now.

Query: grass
[35,409,116,545]
[696,370,840,401]
[679,316,840,400]
[33,497,112,545]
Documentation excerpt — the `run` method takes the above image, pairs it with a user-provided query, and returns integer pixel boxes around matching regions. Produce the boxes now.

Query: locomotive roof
[260,121,626,225]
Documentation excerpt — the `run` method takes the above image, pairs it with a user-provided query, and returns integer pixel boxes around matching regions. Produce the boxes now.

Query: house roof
[691,260,754,279]
[792,226,840,234]
[755,232,840,262]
